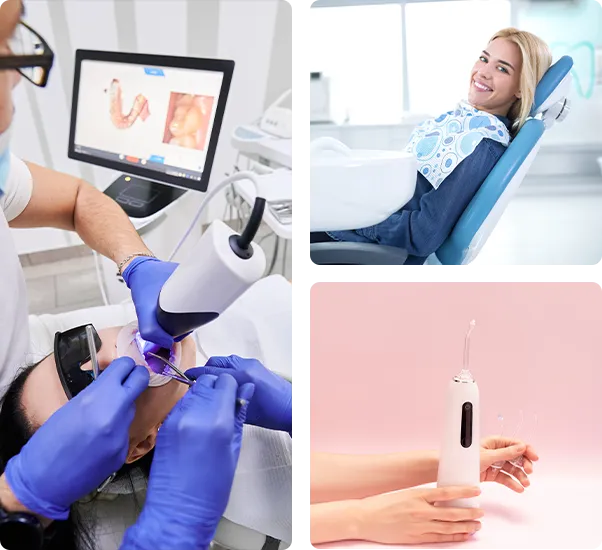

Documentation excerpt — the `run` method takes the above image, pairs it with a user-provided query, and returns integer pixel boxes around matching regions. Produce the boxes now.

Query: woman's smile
[472,79,493,93]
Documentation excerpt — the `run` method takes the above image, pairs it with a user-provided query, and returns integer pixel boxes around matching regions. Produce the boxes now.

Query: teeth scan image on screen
[73,60,224,183]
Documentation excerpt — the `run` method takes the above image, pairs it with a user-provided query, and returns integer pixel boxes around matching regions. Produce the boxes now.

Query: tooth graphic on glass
[551,41,596,98]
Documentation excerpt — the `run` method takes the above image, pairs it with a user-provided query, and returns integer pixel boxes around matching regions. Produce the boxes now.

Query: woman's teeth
[474,81,492,92]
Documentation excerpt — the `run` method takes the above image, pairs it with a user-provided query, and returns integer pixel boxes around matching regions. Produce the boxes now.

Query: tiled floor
[21,225,292,316]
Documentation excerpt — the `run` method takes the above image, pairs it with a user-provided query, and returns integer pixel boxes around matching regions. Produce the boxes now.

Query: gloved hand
[5,357,149,520]
[121,256,178,349]
[186,355,292,435]
[120,374,254,550]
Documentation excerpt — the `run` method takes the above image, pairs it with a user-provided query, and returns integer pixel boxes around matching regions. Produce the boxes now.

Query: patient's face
[468,37,523,117]
[20,327,194,464]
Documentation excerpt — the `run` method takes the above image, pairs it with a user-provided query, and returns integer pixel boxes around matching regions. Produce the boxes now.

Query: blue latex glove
[121,256,178,349]
[5,357,149,520]
[120,374,254,550]
[186,355,292,435]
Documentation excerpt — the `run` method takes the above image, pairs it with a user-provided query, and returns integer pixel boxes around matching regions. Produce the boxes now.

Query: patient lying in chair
[0,325,291,549]
[311,28,552,264]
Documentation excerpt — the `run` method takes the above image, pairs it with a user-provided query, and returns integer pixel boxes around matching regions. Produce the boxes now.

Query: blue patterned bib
[405,101,510,189]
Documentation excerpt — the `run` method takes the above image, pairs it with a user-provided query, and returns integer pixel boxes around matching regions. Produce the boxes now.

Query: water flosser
[436,320,480,508]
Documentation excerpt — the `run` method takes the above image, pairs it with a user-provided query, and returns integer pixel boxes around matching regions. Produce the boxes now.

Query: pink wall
[311,283,602,474]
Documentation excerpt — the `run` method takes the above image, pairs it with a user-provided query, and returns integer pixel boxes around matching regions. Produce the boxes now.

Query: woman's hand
[480,436,539,492]
[355,486,483,545]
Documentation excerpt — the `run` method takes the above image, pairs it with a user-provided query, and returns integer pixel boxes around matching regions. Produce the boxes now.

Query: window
[310,0,511,124]
[405,0,511,116]
[310,4,404,124]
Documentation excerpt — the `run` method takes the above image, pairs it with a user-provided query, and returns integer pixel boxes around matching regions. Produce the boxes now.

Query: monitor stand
[103,174,187,219]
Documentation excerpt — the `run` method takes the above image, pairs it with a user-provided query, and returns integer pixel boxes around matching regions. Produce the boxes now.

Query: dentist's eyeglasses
[0,21,54,87]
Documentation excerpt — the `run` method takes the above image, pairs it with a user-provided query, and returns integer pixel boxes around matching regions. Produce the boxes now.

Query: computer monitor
[68,50,234,194]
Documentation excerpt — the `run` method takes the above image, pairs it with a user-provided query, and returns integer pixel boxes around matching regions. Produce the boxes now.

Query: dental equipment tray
[268,200,292,225]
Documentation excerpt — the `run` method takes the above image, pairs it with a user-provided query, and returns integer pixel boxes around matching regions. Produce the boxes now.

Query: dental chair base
[310,242,408,265]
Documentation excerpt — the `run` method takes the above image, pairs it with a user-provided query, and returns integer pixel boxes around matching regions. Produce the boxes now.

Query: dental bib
[405,100,510,189]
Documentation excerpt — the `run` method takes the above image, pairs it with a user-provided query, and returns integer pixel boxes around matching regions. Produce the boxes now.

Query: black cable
[237,197,266,250]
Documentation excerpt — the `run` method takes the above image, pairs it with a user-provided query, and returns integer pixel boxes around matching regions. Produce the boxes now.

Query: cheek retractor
[116,322,182,387]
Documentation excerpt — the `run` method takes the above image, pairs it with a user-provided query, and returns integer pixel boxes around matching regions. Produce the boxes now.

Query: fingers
[236,383,255,425]
[415,533,473,544]
[205,355,243,369]
[185,366,233,381]
[424,486,481,504]
[214,372,238,393]
[430,505,484,522]
[493,470,524,493]
[102,356,138,384]
[522,456,534,474]
[524,444,539,462]
[121,365,150,399]
[191,373,238,410]
[502,461,530,488]
[139,322,174,350]
[193,374,218,389]
[488,443,526,464]
[238,382,255,403]
[184,367,204,380]
[428,520,482,535]
[103,356,150,401]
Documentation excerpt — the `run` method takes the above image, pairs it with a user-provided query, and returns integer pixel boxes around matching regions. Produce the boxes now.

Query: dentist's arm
[9,161,153,268]
[9,161,180,348]
[311,451,439,504]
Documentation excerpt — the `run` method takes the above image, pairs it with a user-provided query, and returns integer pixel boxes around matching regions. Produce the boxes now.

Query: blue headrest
[530,55,573,116]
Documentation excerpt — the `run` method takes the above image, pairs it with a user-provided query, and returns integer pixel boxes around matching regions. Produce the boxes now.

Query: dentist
[0,2,250,549]
[0,0,180,391]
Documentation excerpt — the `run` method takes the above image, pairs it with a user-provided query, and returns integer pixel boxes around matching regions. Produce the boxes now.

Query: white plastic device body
[436,374,480,508]
[158,219,266,335]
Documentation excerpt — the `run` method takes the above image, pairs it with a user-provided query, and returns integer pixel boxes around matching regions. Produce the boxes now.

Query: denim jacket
[328,115,510,265]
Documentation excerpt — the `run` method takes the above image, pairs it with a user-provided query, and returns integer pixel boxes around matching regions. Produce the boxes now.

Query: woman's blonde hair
[488,28,552,134]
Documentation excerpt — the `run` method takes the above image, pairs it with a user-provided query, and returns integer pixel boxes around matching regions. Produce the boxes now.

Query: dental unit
[437,320,480,508]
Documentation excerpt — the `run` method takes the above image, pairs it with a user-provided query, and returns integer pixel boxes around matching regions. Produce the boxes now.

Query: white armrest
[310,137,417,231]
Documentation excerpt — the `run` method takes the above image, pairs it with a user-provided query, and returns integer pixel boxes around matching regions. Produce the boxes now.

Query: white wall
[10,0,291,255]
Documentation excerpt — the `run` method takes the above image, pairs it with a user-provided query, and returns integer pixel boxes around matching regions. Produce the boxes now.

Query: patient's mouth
[116,322,182,387]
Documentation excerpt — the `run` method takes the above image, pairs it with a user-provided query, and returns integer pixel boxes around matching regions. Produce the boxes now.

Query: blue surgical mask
[0,126,11,197]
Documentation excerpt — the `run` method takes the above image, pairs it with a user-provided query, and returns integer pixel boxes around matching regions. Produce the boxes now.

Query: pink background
[311,283,602,549]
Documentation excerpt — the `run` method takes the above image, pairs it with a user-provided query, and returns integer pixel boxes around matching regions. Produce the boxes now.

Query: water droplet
[497,414,504,422]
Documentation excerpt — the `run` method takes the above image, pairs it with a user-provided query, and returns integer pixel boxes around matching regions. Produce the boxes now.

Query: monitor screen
[68,50,234,192]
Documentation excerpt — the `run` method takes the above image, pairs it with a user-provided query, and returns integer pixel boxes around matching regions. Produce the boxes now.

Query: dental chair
[310,56,574,265]
[26,275,292,550]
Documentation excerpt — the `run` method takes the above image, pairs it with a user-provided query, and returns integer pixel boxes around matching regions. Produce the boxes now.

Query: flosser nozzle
[457,319,476,382]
